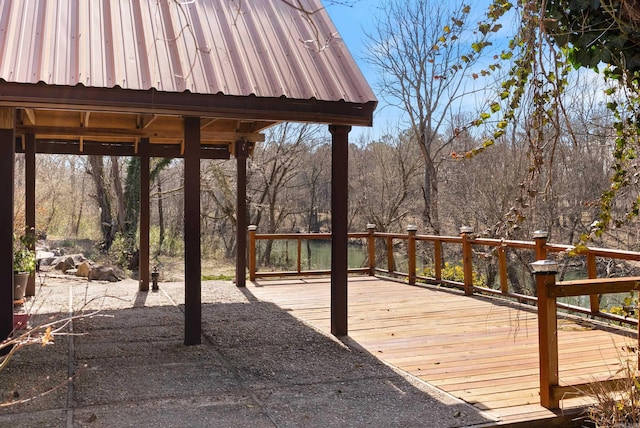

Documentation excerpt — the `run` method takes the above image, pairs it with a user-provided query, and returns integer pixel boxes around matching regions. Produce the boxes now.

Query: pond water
[255,239,367,271]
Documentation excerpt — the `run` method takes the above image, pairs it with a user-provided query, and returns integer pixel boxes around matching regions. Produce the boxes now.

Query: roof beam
[16,125,265,143]
[0,83,376,127]
[15,139,230,159]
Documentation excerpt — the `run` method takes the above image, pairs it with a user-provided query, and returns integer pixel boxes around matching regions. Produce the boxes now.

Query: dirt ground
[2,275,492,428]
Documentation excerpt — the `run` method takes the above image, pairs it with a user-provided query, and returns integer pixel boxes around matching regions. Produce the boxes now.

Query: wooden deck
[247,276,638,426]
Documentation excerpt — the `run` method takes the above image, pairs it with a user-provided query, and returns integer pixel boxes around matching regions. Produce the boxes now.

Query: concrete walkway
[0,274,492,428]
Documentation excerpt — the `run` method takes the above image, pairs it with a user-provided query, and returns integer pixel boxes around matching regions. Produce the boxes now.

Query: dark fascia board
[15,138,231,159]
[0,81,377,127]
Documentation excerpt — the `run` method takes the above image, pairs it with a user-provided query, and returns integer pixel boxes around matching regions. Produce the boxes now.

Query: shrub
[421,261,487,287]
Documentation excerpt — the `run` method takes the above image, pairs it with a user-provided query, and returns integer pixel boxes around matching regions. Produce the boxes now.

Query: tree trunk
[123,158,141,247]
[156,175,165,257]
[87,155,115,252]
[422,143,440,235]
[111,156,126,232]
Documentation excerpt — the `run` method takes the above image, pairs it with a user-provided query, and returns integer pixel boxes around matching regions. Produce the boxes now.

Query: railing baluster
[297,236,302,274]
[587,252,600,314]
[498,245,508,294]
[407,225,417,285]
[367,224,376,276]
[248,225,257,281]
[387,236,395,273]
[434,239,442,281]
[460,227,474,296]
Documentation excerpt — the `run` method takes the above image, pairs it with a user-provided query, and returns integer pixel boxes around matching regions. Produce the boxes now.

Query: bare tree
[350,132,423,232]
[365,0,494,234]
[247,123,322,263]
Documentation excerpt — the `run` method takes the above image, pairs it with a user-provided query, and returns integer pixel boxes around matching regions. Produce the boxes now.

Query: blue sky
[325,1,396,138]
[323,0,512,140]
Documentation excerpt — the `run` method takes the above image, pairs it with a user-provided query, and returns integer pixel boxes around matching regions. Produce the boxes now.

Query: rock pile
[39,253,121,282]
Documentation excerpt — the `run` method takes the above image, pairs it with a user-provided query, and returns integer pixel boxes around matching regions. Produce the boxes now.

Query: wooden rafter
[137,114,157,129]
[21,108,36,125]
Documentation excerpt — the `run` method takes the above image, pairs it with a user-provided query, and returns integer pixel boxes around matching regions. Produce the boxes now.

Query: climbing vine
[464,0,640,240]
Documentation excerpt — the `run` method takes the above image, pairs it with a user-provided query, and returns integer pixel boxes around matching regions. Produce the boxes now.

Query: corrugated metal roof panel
[0,0,376,105]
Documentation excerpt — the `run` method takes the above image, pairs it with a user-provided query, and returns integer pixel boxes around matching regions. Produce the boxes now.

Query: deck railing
[248,225,640,325]
[247,225,640,409]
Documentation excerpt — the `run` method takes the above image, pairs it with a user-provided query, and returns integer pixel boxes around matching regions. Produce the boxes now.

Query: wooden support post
[24,133,36,296]
[434,239,442,281]
[407,225,418,285]
[534,265,560,409]
[235,139,249,288]
[586,252,600,314]
[183,117,201,346]
[0,108,14,344]
[248,225,257,281]
[139,138,150,292]
[460,226,474,296]
[367,224,376,276]
[329,124,350,337]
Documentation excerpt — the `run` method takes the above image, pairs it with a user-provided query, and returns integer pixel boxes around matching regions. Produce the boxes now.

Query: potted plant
[13,232,36,301]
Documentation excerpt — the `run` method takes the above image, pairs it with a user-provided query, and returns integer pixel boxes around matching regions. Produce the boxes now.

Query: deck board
[247,276,637,425]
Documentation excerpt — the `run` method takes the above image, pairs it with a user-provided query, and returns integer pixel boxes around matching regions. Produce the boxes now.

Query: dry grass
[585,353,640,427]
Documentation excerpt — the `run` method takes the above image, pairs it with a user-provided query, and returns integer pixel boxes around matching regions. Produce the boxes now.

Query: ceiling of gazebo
[12,105,271,159]
[0,0,376,157]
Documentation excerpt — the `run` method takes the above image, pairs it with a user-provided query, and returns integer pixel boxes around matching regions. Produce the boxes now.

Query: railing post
[297,235,302,274]
[531,260,559,409]
[387,236,396,273]
[367,224,376,276]
[460,226,474,296]
[434,239,442,281]
[248,225,257,281]
[498,245,508,294]
[533,230,549,261]
[587,252,600,314]
[407,225,418,285]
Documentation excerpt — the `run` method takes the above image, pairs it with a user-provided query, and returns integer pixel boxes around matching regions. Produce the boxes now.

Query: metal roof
[0,0,376,106]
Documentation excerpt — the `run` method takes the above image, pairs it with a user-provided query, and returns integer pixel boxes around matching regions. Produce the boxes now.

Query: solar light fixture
[151,265,160,291]
[530,259,558,274]
[532,230,549,239]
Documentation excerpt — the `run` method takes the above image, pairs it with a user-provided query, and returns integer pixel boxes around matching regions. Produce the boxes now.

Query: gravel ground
[0,274,494,428]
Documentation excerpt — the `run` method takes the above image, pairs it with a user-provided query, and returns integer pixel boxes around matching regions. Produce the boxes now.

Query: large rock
[76,261,92,278]
[53,254,87,272]
[88,266,121,282]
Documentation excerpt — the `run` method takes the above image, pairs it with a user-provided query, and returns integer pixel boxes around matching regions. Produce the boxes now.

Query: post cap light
[367,223,376,230]
[532,230,549,239]
[247,225,257,231]
[530,259,558,274]
[459,226,474,234]
[407,224,418,232]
